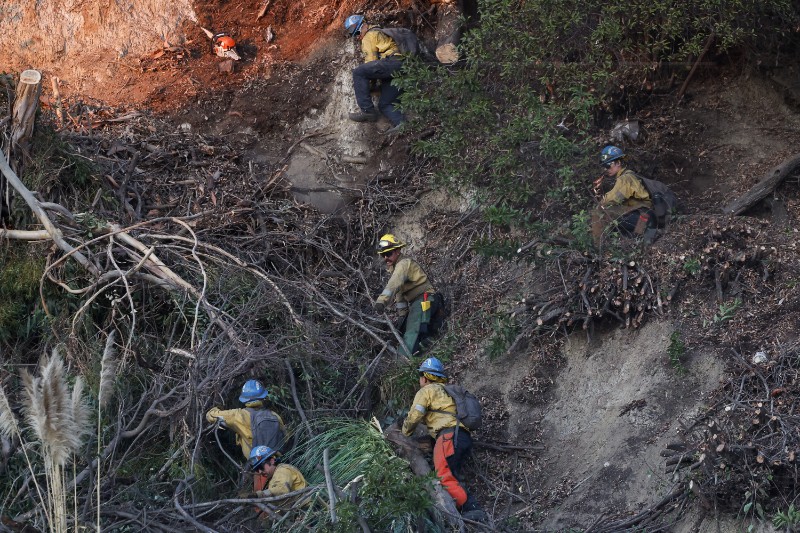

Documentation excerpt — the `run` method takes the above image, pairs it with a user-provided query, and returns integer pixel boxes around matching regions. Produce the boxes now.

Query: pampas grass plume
[99,331,118,409]
[0,382,19,437]
[21,350,92,465]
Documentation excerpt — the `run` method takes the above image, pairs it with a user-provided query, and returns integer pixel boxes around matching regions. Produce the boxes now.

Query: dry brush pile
[0,81,505,530]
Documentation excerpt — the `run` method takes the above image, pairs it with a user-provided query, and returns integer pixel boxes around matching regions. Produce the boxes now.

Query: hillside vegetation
[1,0,800,532]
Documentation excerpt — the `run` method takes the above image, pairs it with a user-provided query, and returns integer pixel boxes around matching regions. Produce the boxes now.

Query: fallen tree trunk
[385,425,463,530]
[434,2,462,65]
[0,147,99,275]
[721,153,800,215]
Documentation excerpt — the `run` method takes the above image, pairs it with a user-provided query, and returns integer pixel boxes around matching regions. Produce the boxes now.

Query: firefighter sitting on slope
[591,145,655,246]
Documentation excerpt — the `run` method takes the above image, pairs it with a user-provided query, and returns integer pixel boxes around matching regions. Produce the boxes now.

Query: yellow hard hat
[376,233,405,255]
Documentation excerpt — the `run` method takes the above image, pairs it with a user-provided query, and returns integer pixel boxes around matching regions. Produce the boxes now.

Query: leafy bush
[398,0,797,227]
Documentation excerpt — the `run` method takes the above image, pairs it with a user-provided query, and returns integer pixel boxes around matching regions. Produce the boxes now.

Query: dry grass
[19,349,93,533]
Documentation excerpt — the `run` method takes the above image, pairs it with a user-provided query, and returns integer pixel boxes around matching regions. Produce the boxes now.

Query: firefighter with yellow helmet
[374,234,444,355]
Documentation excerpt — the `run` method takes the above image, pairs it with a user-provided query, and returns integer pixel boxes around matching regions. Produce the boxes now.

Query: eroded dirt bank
[3,1,800,531]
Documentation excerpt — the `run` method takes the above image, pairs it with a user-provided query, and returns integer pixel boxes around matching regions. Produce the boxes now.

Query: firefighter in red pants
[401,357,485,520]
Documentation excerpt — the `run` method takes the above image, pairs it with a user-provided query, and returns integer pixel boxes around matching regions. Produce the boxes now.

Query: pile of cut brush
[667,344,800,516]
[510,216,778,337]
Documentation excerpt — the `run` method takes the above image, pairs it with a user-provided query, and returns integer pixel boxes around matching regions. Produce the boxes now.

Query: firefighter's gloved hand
[216,417,226,427]
[374,301,386,314]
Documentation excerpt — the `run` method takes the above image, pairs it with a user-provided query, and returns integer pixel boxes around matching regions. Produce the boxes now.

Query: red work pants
[433,428,472,507]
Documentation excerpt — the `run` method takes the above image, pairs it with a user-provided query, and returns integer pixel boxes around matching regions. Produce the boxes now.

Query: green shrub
[398,0,797,230]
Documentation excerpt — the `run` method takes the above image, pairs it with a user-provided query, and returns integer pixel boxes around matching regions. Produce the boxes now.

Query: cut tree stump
[385,425,463,530]
[721,153,800,215]
[434,2,462,64]
[3,69,41,222]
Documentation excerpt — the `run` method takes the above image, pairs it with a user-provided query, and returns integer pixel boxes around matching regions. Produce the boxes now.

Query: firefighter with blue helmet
[402,357,485,519]
[591,145,654,246]
[206,379,285,459]
[344,14,411,134]
[207,379,287,497]
[247,445,307,506]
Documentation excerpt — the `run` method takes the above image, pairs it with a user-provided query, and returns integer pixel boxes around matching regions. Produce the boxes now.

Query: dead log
[385,425,463,530]
[722,154,800,215]
[434,2,462,64]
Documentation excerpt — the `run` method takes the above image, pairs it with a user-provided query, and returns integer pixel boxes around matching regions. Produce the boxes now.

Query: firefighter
[207,380,287,496]
[206,379,286,459]
[591,145,655,246]
[374,234,443,356]
[247,445,307,509]
[401,358,485,520]
[344,14,413,134]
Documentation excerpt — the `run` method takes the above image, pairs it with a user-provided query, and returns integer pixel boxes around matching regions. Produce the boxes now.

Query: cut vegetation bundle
[287,418,438,532]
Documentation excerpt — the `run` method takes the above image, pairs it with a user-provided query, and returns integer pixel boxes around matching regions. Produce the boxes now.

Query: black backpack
[437,384,482,431]
[248,408,285,452]
[637,176,681,227]
[375,27,421,56]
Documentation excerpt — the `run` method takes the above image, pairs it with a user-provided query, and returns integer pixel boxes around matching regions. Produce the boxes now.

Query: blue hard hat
[239,379,268,404]
[600,145,625,166]
[249,445,277,471]
[418,357,447,378]
[344,15,365,37]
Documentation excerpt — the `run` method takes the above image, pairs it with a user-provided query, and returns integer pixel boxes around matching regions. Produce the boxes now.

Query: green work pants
[400,294,438,356]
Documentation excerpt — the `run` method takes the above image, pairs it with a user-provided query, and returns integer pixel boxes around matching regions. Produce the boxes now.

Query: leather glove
[374,301,386,314]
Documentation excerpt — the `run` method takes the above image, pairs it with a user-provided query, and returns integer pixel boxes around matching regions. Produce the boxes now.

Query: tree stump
[434,2,463,65]
[3,69,41,222]
[11,69,41,162]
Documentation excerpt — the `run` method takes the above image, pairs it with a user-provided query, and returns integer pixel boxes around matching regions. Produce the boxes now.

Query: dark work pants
[352,57,404,126]
[616,208,655,237]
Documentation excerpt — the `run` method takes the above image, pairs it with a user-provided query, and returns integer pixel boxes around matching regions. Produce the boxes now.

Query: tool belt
[436,424,469,441]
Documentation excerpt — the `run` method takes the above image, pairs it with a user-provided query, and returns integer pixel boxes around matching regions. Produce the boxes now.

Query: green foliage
[286,419,437,532]
[773,504,800,528]
[330,458,437,533]
[289,419,395,485]
[713,298,742,325]
[682,257,702,276]
[0,249,49,345]
[472,237,520,260]
[397,0,797,231]
[486,313,520,360]
[667,331,687,375]
[570,210,593,253]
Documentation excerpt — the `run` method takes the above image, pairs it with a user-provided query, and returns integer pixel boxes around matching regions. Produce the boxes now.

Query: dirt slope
[4,2,800,531]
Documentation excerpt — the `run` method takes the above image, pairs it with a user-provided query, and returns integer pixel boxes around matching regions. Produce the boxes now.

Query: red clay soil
[85,0,410,114]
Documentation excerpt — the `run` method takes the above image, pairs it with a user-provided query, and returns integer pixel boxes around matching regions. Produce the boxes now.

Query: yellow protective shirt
[260,464,307,497]
[361,28,399,62]
[376,257,434,314]
[600,168,652,211]
[402,383,464,439]
[205,406,285,459]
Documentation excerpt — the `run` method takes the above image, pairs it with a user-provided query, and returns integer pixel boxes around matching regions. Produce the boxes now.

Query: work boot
[348,110,379,122]
[462,509,489,523]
